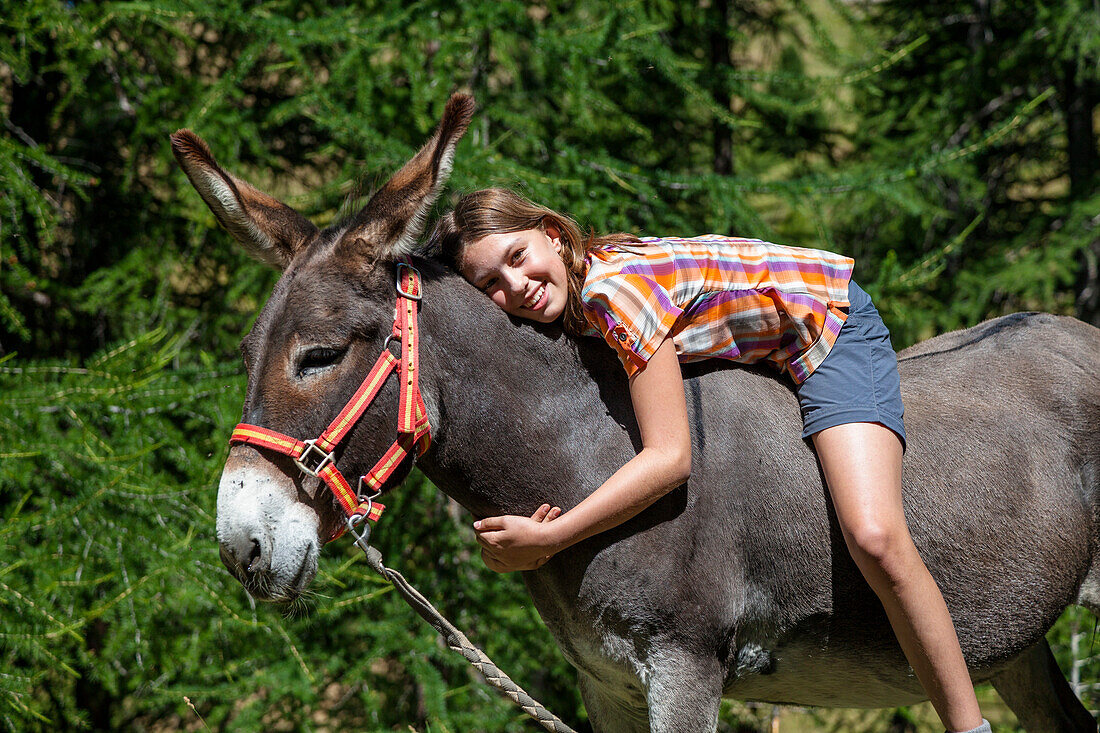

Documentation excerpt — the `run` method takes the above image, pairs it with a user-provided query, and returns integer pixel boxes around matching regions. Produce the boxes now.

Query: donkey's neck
[414,267,636,519]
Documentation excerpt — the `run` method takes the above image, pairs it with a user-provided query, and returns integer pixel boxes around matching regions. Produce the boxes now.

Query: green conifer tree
[3,0,1096,729]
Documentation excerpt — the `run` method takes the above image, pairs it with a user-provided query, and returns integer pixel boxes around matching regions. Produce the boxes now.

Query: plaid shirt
[581,235,855,384]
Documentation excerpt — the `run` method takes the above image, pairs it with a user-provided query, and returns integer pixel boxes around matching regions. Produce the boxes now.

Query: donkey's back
[782,313,1098,708]
[899,311,1100,627]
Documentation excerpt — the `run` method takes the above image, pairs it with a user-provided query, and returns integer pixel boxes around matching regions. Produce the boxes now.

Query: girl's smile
[461,226,569,323]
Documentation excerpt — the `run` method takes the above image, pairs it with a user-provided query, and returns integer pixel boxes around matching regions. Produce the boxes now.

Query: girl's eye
[297,347,347,378]
[480,278,497,293]
[511,248,525,264]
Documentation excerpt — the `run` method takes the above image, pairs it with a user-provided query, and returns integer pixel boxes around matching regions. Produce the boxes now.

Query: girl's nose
[501,269,526,296]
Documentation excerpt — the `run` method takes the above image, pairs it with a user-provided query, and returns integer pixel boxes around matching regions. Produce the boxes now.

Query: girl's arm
[475,337,691,572]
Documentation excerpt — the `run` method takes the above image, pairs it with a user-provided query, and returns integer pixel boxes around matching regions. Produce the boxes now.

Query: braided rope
[362,546,578,733]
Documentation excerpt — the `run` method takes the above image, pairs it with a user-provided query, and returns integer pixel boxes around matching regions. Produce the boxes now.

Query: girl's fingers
[530,504,561,523]
[473,515,507,531]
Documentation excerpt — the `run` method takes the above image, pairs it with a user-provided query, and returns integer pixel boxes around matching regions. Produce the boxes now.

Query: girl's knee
[843,517,914,576]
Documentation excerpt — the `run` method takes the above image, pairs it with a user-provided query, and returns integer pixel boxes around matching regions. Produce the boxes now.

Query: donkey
[173,94,1100,732]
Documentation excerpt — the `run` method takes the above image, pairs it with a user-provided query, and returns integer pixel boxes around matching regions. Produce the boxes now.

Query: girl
[433,188,989,733]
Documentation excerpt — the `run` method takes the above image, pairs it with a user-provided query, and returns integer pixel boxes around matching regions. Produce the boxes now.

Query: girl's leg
[812,421,983,732]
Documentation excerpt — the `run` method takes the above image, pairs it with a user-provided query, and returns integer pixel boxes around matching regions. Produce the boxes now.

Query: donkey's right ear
[170,131,317,270]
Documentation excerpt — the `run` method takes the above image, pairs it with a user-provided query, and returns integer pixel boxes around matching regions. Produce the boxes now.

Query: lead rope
[353,539,578,733]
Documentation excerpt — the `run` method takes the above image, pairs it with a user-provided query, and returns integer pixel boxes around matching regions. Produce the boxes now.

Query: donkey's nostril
[246,538,263,573]
[220,532,268,577]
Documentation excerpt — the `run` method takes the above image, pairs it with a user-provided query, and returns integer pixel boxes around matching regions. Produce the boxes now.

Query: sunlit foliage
[2,0,1096,730]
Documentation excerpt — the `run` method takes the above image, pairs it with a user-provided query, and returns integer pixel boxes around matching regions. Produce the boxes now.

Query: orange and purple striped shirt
[581,235,855,384]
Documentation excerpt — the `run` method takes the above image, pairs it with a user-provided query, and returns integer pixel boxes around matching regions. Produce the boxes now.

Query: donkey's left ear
[340,93,475,259]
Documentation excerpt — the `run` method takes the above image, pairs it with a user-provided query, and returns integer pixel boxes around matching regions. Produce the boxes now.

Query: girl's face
[461,226,569,324]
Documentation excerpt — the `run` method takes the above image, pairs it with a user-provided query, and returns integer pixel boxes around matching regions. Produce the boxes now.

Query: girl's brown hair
[433,188,638,335]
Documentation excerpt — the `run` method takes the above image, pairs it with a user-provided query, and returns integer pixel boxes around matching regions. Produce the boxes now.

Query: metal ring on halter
[395,262,422,301]
[356,477,382,504]
[382,333,401,355]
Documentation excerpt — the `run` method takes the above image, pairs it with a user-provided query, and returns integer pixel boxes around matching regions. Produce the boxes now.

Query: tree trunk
[1064,63,1100,326]
[1062,61,1098,199]
[710,0,733,175]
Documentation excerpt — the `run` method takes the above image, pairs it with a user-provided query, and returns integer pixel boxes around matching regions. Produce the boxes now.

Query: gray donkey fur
[175,94,1100,731]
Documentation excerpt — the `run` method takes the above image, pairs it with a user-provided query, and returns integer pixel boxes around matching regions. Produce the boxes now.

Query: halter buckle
[395,262,422,301]
[295,439,335,477]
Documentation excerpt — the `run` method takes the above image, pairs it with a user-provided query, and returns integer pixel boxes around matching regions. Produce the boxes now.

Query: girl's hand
[474,503,563,573]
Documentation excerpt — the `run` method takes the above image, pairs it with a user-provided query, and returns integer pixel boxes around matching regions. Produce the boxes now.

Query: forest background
[2,0,1099,730]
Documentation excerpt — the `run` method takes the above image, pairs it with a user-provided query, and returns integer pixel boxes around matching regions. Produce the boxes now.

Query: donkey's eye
[297,347,346,378]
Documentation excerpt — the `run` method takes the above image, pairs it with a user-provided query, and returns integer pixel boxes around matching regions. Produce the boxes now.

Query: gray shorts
[795,281,906,449]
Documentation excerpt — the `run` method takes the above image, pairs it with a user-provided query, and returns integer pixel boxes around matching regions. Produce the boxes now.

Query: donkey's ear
[170,131,318,270]
[341,93,475,259]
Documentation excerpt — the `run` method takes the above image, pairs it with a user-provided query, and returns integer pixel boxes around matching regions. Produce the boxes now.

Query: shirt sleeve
[581,272,683,378]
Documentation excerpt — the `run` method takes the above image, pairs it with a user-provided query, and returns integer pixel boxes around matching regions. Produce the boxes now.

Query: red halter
[228,261,431,543]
